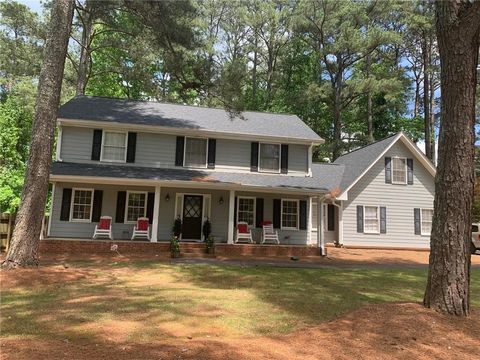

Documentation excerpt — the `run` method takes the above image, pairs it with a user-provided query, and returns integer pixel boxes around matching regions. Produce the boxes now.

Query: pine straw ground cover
[1,260,479,359]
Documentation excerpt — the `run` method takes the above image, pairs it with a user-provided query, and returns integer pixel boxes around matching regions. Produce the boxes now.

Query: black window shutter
[255,198,264,228]
[251,142,259,172]
[126,132,137,163]
[299,200,307,230]
[407,158,414,185]
[60,188,72,221]
[175,136,185,166]
[234,197,238,226]
[116,191,127,223]
[281,144,289,174]
[91,190,103,222]
[273,199,281,229]
[357,205,364,233]
[414,208,421,235]
[91,129,102,161]
[146,192,155,224]
[327,204,335,231]
[207,139,216,169]
[380,206,387,234]
[385,157,392,184]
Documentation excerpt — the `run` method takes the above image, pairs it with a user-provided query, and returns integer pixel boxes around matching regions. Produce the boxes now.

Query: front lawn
[2,260,479,342]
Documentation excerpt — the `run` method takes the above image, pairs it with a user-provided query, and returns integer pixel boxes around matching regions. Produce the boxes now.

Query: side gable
[334,133,436,200]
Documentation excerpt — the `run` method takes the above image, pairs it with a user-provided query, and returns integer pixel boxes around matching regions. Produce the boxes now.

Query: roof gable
[58,96,323,143]
[333,132,436,198]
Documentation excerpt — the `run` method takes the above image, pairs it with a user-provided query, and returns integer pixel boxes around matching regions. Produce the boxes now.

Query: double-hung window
[184,137,207,168]
[421,209,433,235]
[259,143,280,173]
[101,131,127,162]
[237,197,256,227]
[281,199,298,230]
[70,188,94,222]
[392,157,407,184]
[125,191,147,223]
[364,206,379,233]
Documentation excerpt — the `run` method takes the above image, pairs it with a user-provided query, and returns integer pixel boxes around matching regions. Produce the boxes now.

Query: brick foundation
[40,238,321,257]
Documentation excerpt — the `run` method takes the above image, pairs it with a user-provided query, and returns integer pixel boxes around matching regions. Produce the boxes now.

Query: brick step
[179,253,215,258]
[180,248,207,254]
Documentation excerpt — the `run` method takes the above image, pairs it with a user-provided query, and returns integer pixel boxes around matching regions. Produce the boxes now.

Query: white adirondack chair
[92,216,113,240]
[131,217,150,241]
[235,222,253,244]
[261,221,279,244]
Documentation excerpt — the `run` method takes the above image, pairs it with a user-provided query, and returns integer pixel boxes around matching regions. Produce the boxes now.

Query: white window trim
[363,205,380,234]
[258,142,281,174]
[420,208,433,236]
[183,136,208,169]
[100,130,128,163]
[124,190,148,224]
[70,187,94,223]
[236,196,256,228]
[281,198,299,230]
[391,156,407,185]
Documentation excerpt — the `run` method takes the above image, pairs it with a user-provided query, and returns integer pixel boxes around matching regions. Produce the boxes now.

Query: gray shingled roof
[333,133,400,190]
[51,162,341,192]
[58,96,323,143]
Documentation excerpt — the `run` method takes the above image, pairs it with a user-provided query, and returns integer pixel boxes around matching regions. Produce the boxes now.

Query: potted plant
[170,235,180,258]
[205,235,215,255]
[171,216,182,258]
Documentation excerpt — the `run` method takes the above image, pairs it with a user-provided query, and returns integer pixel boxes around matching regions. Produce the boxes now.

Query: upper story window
[392,157,407,184]
[70,188,93,222]
[101,131,127,162]
[259,143,280,173]
[281,199,298,230]
[421,209,433,235]
[125,191,147,223]
[184,137,207,168]
[237,197,256,226]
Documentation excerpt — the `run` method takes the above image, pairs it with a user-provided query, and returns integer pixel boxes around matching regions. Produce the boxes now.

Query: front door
[182,195,203,240]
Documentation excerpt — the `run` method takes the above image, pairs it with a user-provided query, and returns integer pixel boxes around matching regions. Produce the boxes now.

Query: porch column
[151,185,161,242]
[227,189,235,244]
[317,196,325,255]
[307,196,313,244]
[338,201,344,246]
[47,183,55,237]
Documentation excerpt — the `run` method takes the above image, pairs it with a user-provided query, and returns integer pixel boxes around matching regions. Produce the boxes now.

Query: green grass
[1,261,479,341]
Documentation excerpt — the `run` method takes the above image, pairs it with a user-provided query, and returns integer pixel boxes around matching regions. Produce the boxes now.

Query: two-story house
[46,96,436,254]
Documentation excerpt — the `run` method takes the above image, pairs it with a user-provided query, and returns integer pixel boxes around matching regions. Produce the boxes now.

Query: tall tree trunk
[422,36,432,161]
[75,2,93,96]
[429,70,436,164]
[1,0,74,269]
[332,85,342,160]
[365,54,374,143]
[251,32,258,110]
[424,0,480,316]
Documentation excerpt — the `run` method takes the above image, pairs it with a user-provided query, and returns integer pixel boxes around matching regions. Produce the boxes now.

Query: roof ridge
[334,132,401,161]
[76,95,299,118]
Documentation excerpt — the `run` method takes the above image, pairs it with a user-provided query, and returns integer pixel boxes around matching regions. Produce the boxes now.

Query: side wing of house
[342,140,435,249]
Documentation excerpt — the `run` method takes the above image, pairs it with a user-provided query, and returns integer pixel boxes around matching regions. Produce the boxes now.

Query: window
[421,209,433,235]
[102,131,127,162]
[237,197,255,226]
[364,206,379,233]
[392,157,407,184]
[125,191,147,223]
[259,143,280,172]
[70,188,93,222]
[184,137,207,168]
[281,199,298,229]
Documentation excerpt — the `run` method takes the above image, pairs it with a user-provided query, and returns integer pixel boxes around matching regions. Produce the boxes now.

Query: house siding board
[215,139,251,170]
[50,183,312,245]
[342,141,434,249]
[288,144,308,173]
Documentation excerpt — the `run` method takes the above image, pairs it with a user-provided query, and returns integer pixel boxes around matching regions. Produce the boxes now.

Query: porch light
[219,196,224,205]
[165,193,170,202]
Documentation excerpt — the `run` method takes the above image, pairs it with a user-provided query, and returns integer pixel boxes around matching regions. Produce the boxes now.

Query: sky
[17,0,42,13]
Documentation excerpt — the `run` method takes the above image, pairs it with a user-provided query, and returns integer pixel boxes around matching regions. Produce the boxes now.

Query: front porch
[47,177,340,256]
